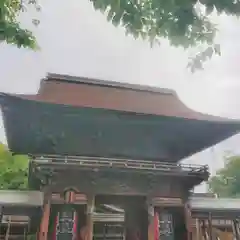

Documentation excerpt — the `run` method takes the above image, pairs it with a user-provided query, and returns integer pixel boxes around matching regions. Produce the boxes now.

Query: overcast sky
[1,0,240,192]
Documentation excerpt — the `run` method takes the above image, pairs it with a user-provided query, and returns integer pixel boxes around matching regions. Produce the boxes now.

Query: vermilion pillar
[86,195,95,240]
[148,204,155,240]
[39,200,51,240]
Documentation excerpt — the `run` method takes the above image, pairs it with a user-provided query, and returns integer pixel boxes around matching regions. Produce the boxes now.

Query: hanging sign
[152,197,183,206]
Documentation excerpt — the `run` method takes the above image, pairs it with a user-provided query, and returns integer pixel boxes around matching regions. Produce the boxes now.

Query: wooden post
[5,216,11,240]
[23,226,26,240]
[199,219,203,240]
[232,219,240,240]
[86,195,95,240]
[38,200,51,240]
[185,203,192,240]
[208,213,213,240]
[232,220,236,240]
[147,203,155,240]
[202,220,207,240]
[196,219,201,240]
[0,206,3,224]
[236,219,240,240]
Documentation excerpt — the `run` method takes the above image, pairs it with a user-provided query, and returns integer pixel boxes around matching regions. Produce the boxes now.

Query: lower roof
[189,197,240,218]
[1,190,240,219]
[190,197,240,211]
[1,94,240,161]
[0,190,43,207]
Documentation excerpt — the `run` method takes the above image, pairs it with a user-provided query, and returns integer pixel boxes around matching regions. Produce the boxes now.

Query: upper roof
[45,73,175,94]
[1,73,240,160]
[22,73,238,122]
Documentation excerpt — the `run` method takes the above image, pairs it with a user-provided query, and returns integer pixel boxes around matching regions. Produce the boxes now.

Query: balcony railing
[192,219,232,227]
[32,154,209,177]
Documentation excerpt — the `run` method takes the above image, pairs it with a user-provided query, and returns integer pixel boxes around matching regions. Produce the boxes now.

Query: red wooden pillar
[86,195,94,240]
[38,200,51,240]
[64,189,76,203]
[148,204,155,240]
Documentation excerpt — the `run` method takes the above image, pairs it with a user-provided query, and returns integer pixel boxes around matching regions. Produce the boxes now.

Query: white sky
[1,0,240,192]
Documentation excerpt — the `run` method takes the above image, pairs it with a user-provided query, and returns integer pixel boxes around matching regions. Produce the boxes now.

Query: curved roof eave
[1,92,240,160]
[0,92,238,124]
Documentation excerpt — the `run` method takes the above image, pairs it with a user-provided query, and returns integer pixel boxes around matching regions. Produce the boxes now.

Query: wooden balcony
[32,155,209,178]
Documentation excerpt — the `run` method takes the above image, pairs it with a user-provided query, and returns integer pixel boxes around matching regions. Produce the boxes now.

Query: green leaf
[112,10,124,26]
[90,0,240,73]
[0,143,29,190]
[206,5,214,15]
[208,155,240,197]
[214,43,221,56]
[1,0,39,49]
[107,8,115,21]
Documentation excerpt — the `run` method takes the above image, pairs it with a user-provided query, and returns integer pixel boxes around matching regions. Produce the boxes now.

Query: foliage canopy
[0,0,39,49]
[208,155,240,198]
[1,0,240,70]
[0,143,29,190]
[91,0,229,71]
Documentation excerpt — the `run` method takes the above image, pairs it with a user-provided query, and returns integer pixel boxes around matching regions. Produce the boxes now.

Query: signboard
[152,197,183,206]
[51,193,87,204]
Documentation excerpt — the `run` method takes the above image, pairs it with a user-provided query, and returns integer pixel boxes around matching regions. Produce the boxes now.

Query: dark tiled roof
[1,73,240,160]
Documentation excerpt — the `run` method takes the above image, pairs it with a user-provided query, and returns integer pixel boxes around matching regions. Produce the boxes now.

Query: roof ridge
[45,72,176,95]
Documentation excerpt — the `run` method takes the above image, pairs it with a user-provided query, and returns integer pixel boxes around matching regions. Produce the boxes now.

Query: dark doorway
[156,207,187,240]
[49,204,86,240]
